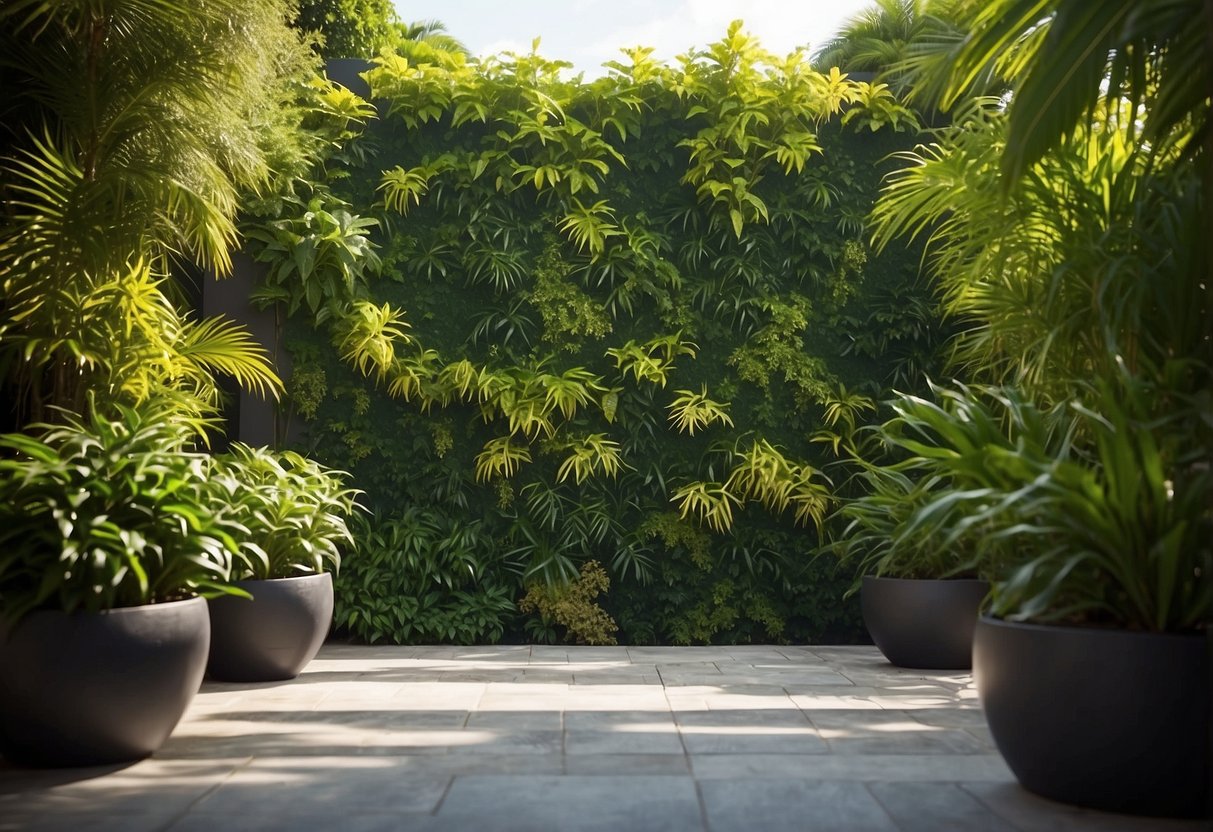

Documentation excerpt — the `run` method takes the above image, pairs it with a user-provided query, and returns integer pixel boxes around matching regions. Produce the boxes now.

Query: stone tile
[527,646,571,662]
[344,753,564,778]
[474,694,570,712]
[627,647,735,662]
[2,812,181,832]
[698,691,800,711]
[690,754,1016,782]
[676,709,827,754]
[167,812,414,832]
[0,645,1119,832]
[904,708,991,729]
[700,779,899,832]
[446,729,563,755]
[563,754,691,776]
[561,695,671,712]
[516,670,578,684]
[563,647,635,662]
[435,775,704,831]
[570,672,662,685]
[723,647,798,661]
[564,728,685,755]
[868,782,1018,831]
[789,692,885,710]
[564,712,676,730]
[0,758,246,815]
[191,757,449,815]
[960,782,1210,832]
[465,711,562,731]
[809,710,989,755]
[674,708,811,728]
[712,670,854,688]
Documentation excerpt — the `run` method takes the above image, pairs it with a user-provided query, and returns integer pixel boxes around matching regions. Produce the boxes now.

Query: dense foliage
[0,0,308,427]
[855,0,1212,631]
[0,398,244,623]
[249,24,941,644]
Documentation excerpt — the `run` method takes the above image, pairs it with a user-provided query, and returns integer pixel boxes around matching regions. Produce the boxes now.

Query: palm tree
[0,0,295,425]
[395,19,470,57]
[936,0,1211,370]
[812,0,970,98]
[939,0,1210,183]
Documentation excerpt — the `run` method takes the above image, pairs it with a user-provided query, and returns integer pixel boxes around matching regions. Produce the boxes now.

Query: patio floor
[0,644,1204,831]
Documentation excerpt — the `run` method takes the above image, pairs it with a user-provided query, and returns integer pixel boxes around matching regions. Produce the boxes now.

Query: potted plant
[823,403,990,670]
[892,377,1210,818]
[204,443,360,682]
[0,397,245,766]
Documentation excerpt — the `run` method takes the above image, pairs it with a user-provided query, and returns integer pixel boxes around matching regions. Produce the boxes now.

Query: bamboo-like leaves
[555,434,626,485]
[338,301,413,380]
[607,333,698,387]
[558,199,622,256]
[475,435,532,481]
[667,386,734,435]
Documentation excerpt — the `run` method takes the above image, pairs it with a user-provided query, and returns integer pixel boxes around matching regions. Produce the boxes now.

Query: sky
[392,0,874,76]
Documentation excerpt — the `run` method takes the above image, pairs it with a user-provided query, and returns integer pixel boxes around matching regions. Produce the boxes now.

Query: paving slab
[1,644,1203,832]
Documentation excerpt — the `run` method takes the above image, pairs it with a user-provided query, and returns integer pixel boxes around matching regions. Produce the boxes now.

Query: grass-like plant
[211,444,361,580]
[879,374,1212,631]
[0,397,244,624]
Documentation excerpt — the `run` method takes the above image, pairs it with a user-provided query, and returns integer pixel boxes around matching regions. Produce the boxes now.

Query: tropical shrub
[871,375,1211,631]
[333,510,517,643]
[520,560,619,645]
[863,0,1211,633]
[0,0,305,426]
[0,397,244,624]
[211,444,361,580]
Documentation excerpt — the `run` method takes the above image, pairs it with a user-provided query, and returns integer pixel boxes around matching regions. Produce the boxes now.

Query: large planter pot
[861,576,988,669]
[0,597,210,767]
[206,572,333,682]
[973,616,1210,818]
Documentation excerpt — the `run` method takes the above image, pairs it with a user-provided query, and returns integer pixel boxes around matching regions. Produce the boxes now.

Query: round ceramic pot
[206,572,333,682]
[861,576,989,669]
[973,615,1210,818]
[0,596,210,766]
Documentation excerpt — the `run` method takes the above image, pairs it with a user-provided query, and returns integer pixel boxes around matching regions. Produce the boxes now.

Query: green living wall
[249,25,944,644]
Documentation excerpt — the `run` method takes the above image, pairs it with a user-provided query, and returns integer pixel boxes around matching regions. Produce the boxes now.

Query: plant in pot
[0,397,246,766]
[891,375,1211,819]
[205,443,361,682]
[821,398,991,670]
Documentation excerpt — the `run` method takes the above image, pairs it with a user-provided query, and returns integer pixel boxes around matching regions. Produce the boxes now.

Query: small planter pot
[0,597,210,767]
[861,576,988,669]
[973,616,1210,818]
[206,572,333,682]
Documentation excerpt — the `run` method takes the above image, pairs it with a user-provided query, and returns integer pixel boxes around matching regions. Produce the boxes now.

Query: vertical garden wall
[243,26,944,644]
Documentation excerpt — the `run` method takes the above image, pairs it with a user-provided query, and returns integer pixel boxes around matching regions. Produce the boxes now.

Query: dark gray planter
[206,572,333,682]
[861,576,988,669]
[0,597,210,766]
[973,616,1210,818]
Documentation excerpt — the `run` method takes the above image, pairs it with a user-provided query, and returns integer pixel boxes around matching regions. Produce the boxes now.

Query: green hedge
[252,28,945,643]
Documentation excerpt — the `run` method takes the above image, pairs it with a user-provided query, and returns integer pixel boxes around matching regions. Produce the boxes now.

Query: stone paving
[0,644,1204,831]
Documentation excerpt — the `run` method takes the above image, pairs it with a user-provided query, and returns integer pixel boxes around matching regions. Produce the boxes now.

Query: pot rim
[18,595,207,619]
[863,575,989,586]
[230,571,333,586]
[978,614,1206,641]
